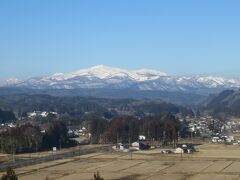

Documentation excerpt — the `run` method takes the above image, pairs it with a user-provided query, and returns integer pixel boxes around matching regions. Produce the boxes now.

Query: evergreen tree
[92,171,104,180]
[1,167,18,180]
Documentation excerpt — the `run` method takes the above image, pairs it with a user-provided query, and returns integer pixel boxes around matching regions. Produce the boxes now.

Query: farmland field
[1,143,240,180]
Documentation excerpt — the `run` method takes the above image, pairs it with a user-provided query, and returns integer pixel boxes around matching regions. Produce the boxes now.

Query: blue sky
[0,0,240,80]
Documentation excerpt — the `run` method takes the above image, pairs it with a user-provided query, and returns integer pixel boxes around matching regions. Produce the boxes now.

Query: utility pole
[11,138,15,163]
[181,150,183,161]
[35,141,38,157]
[0,138,2,153]
[129,136,132,160]
[78,142,80,156]
[129,136,131,147]
[117,133,119,144]
[59,139,62,151]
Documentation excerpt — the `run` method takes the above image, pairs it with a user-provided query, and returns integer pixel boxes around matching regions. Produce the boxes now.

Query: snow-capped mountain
[0,78,22,86]
[3,65,240,94]
[50,65,167,81]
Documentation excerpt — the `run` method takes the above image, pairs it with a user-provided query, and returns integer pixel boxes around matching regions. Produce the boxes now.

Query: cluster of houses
[188,120,210,135]
[162,144,196,154]
[223,120,240,133]
[179,115,215,138]
[28,111,58,118]
[211,133,236,144]
[0,123,16,129]
[112,135,150,152]
[67,127,90,137]
[181,115,240,145]
[112,135,197,155]
[0,123,17,133]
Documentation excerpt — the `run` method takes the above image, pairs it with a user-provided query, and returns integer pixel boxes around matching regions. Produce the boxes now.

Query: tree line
[0,121,76,154]
[89,113,180,146]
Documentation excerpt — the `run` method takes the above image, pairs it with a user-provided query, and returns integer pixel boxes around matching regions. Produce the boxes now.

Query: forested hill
[0,87,206,106]
[0,94,192,122]
[0,108,16,123]
[207,89,240,116]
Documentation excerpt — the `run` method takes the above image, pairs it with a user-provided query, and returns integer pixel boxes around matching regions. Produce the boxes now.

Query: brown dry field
[2,143,240,180]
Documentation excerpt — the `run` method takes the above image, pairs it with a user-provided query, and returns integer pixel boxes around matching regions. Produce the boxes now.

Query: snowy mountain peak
[90,64,113,70]
[50,65,167,81]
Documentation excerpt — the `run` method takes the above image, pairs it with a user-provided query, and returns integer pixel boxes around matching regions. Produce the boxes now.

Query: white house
[139,135,146,141]
[174,147,184,154]
[131,142,140,151]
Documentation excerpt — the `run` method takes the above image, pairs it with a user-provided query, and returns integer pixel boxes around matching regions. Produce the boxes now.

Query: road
[0,145,110,172]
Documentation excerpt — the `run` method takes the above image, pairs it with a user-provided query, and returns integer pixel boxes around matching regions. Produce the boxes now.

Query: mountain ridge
[1,65,239,95]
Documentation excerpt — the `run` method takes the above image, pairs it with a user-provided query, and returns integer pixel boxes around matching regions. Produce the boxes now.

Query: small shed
[132,142,140,147]
[174,147,184,154]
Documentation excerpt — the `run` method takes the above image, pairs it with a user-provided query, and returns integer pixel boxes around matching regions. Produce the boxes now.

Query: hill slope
[207,89,240,116]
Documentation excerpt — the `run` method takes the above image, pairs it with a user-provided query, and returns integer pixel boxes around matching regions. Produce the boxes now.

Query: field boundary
[0,146,110,172]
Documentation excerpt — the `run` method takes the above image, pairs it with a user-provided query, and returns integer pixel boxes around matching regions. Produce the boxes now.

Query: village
[2,109,240,155]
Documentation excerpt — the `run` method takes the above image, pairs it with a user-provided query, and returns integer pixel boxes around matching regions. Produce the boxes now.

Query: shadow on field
[114,174,140,180]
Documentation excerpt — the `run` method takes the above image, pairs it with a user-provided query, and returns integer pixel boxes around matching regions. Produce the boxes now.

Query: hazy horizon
[1,64,240,81]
